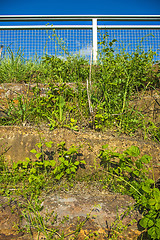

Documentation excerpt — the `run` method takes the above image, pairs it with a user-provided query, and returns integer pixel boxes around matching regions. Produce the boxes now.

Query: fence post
[92,18,97,64]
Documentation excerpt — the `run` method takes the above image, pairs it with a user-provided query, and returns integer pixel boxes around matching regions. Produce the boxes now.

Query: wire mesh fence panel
[98,29,160,62]
[0,16,160,62]
[0,28,93,60]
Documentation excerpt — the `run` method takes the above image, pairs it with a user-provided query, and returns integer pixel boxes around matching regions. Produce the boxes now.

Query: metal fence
[0,15,160,63]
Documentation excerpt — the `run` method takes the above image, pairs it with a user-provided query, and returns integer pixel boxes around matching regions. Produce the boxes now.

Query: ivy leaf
[80,160,86,164]
[74,161,80,165]
[63,160,69,166]
[30,168,37,174]
[125,146,140,157]
[55,172,64,180]
[156,219,160,228]
[70,167,76,172]
[36,143,43,149]
[44,160,51,167]
[45,141,53,148]
[30,149,37,154]
[114,168,120,175]
[53,167,58,175]
[36,152,42,159]
[68,147,78,155]
[133,170,140,176]
[59,157,65,162]
[155,203,160,210]
[147,219,155,228]
[139,217,148,228]
[153,188,160,200]
[148,226,159,239]
[139,155,152,164]
[139,217,154,228]
[66,168,71,174]
[50,160,56,167]
[22,161,29,169]
[148,198,156,206]
[102,144,108,149]
[142,185,151,193]
[146,179,155,185]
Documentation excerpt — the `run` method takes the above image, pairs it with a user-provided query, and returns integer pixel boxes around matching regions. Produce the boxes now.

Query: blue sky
[0,0,160,15]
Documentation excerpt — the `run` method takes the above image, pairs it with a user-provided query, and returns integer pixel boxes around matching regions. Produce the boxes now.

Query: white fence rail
[0,15,160,62]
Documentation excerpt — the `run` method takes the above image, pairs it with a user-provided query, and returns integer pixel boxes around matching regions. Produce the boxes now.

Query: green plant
[48,94,66,129]
[98,144,160,239]
[42,54,89,83]
[7,93,30,124]
[53,141,86,180]
[11,140,85,188]
[0,47,26,83]
[90,33,159,137]
[139,187,160,240]
[43,83,84,130]
[3,84,47,125]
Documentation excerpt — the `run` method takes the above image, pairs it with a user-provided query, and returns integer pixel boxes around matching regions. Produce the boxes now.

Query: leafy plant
[139,187,160,240]
[98,144,160,239]
[2,84,48,125]
[53,141,86,180]
[11,140,86,187]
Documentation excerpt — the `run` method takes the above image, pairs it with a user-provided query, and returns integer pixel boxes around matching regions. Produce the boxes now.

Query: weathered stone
[0,126,159,179]
[0,188,141,240]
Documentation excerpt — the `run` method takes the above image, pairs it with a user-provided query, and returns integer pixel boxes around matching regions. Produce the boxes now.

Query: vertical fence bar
[92,18,97,64]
